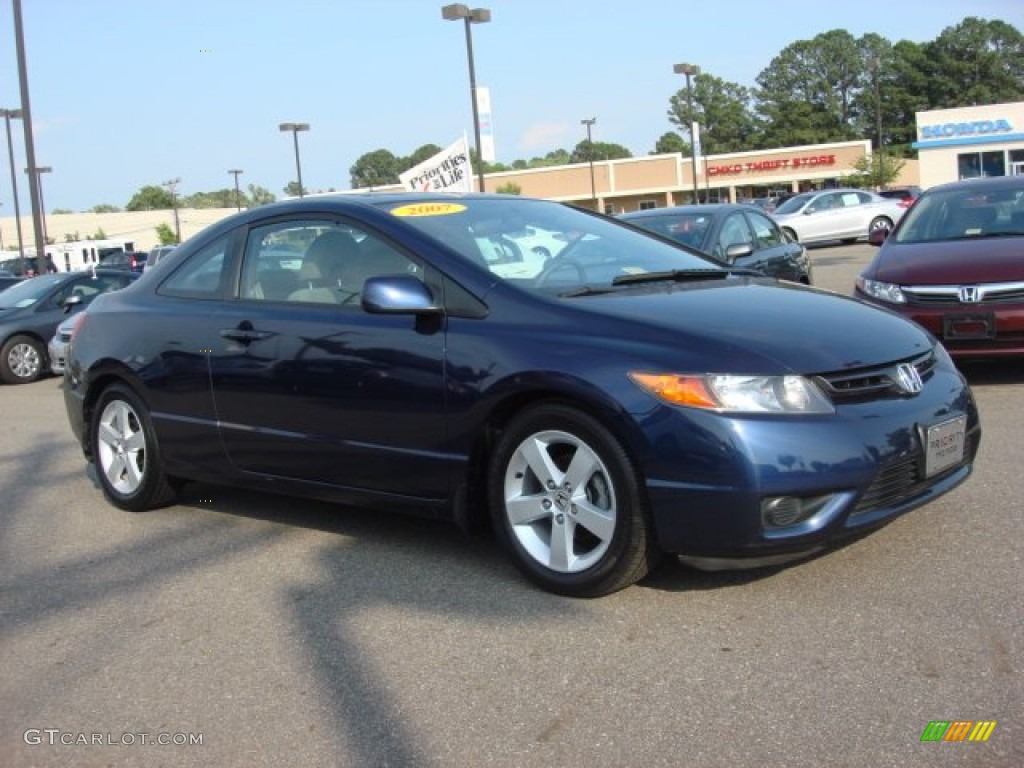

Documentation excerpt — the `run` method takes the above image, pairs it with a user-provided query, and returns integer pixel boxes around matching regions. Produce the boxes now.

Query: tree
[569,140,631,164]
[184,188,238,208]
[923,17,1024,107]
[755,30,867,147]
[845,151,906,190]
[668,73,758,154]
[126,185,175,211]
[52,208,73,214]
[247,184,276,207]
[91,203,120,213]
[652,132,688,155]
[349,148,403,188]
[155,222,178,245]
[495,182,521,195]
[403,144,443,170]
[283,181,307,197]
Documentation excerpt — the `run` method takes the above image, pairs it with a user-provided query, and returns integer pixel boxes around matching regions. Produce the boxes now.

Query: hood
[871,237,1024,284]
[568,279,932,374]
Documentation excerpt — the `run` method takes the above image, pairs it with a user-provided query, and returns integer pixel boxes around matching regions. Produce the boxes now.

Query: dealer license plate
[924,416,967,477]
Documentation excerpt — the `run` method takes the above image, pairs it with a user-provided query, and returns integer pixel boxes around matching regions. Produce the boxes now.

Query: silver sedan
[771,188,907,245]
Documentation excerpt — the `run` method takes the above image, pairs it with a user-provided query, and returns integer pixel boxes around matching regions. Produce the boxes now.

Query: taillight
[68,312,88,341]
[899,199,914,208]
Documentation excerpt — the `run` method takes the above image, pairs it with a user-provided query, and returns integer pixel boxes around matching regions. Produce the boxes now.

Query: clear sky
[0,0,1020,212]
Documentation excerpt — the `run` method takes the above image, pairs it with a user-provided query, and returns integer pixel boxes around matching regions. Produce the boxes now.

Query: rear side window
[159,235,232,299]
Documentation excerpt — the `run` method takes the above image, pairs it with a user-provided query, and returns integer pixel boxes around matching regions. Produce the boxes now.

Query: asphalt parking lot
[1,242,1021,768]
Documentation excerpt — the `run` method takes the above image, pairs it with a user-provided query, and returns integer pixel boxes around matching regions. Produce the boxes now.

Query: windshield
[378,197,723,295]
[773,193,813,214]
[892,182,1024,244]
[0,274,65,309]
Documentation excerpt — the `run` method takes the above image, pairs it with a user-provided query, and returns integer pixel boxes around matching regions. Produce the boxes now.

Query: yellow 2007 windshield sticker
[391,203,467,217]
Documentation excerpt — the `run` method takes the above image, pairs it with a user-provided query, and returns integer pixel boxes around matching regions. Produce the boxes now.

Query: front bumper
[638,362,979,559]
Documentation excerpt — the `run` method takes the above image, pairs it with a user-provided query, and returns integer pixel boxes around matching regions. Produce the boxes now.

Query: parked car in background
[63,193,978,597]
[99,250,148,272]
[621,204,811,283]
[878,186,923,209]
[145,245,176,272]
[771,188,907,245]
[0,270,24,292]
[0,269,139,384]
[856,174,1024,359]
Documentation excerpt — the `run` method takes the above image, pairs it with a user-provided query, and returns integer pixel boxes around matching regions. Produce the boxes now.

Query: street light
[279,122,309,197]
[581,117,597,207]
[1,108,26,273]
[441,4,491,193]
[228,168,244,211]
[24,164,51,247]
[672,62,702,204]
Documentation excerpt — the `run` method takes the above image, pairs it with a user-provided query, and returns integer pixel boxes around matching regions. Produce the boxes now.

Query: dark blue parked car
[63,193,980,596]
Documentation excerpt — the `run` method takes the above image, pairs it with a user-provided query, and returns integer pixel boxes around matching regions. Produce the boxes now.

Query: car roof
[921,175,1023,195]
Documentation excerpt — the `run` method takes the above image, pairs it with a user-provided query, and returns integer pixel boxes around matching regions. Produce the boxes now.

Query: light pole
[279,122,309,197]
[441,4,491,193]
[581,117,597,207]
[869,54,884,189]
[673,62,702,204]
[1,108,26,273]
[163,177,181,243]
[12,0,47,275]
[228,168,243,211]
[24,165,51,248]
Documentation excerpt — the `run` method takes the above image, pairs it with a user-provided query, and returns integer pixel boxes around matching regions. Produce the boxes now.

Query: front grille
[849,434,972,518]
[903,280,1024,306]
[815,350,936,402]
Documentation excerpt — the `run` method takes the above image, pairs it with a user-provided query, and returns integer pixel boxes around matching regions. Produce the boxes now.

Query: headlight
[629,372,834,414]
[856,276,906,303]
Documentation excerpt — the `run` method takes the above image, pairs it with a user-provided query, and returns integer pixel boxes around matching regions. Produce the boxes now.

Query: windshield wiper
[611,268,759,287]
[558,285,617,298]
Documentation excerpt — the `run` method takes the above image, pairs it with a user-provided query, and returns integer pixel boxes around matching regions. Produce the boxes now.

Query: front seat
[288,230,360,303]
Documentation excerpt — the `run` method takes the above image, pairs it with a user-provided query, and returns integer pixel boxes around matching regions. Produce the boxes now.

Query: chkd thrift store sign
[706,154,837,176]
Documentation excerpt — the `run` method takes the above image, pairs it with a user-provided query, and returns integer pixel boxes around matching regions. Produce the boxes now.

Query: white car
[771,188,907,245]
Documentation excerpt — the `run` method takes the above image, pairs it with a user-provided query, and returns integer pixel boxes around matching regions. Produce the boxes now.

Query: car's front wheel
[0,334,46,384]
[488,403,658,597]
[868,216,893,237]
[91,384,178,511]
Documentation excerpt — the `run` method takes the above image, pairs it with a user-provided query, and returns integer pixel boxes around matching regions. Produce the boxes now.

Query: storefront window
[958,150,1008,179]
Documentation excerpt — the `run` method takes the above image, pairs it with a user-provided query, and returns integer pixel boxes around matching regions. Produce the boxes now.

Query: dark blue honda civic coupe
[63,193,980,596]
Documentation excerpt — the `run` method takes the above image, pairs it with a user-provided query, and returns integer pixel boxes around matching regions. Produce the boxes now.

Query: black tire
[91,384,178,511]
[0,334,46,384]
[487,403,659,597]
[868,217,892,237]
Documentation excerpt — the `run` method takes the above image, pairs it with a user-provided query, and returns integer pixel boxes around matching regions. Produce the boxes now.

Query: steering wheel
[533,257,587,288]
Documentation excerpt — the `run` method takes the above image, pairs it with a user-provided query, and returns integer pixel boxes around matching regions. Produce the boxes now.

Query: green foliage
[93,228,107,240]
[652,132,688,155]
[126,185,175,211]
[845,151,906,189]
[184,188,239,208]
[247,184,276,207]
[155,222,177,245]
[52,208,73,215]
[495,182,522,195]
[669,73,758,153]
[349,148,403,188]
[91,203,120,213]
[569,141,632,164]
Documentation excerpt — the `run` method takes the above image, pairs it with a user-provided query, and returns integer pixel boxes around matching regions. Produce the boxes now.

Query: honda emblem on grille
[958,285,981,303]
[895,363,924,395]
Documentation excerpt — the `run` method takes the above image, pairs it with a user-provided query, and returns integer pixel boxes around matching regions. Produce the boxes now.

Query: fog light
[761,495,834,529]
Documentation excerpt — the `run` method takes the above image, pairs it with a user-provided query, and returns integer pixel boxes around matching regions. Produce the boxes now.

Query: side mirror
[868,228,888,247]
[724,243,754,261]
[61,293,83,314]
[362,275,442,315]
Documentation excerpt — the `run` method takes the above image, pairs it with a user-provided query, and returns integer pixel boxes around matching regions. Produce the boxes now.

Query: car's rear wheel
[488,403,658,597]
[92,384,177,511]
[0,334,46,384]
[868,217,893,236]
